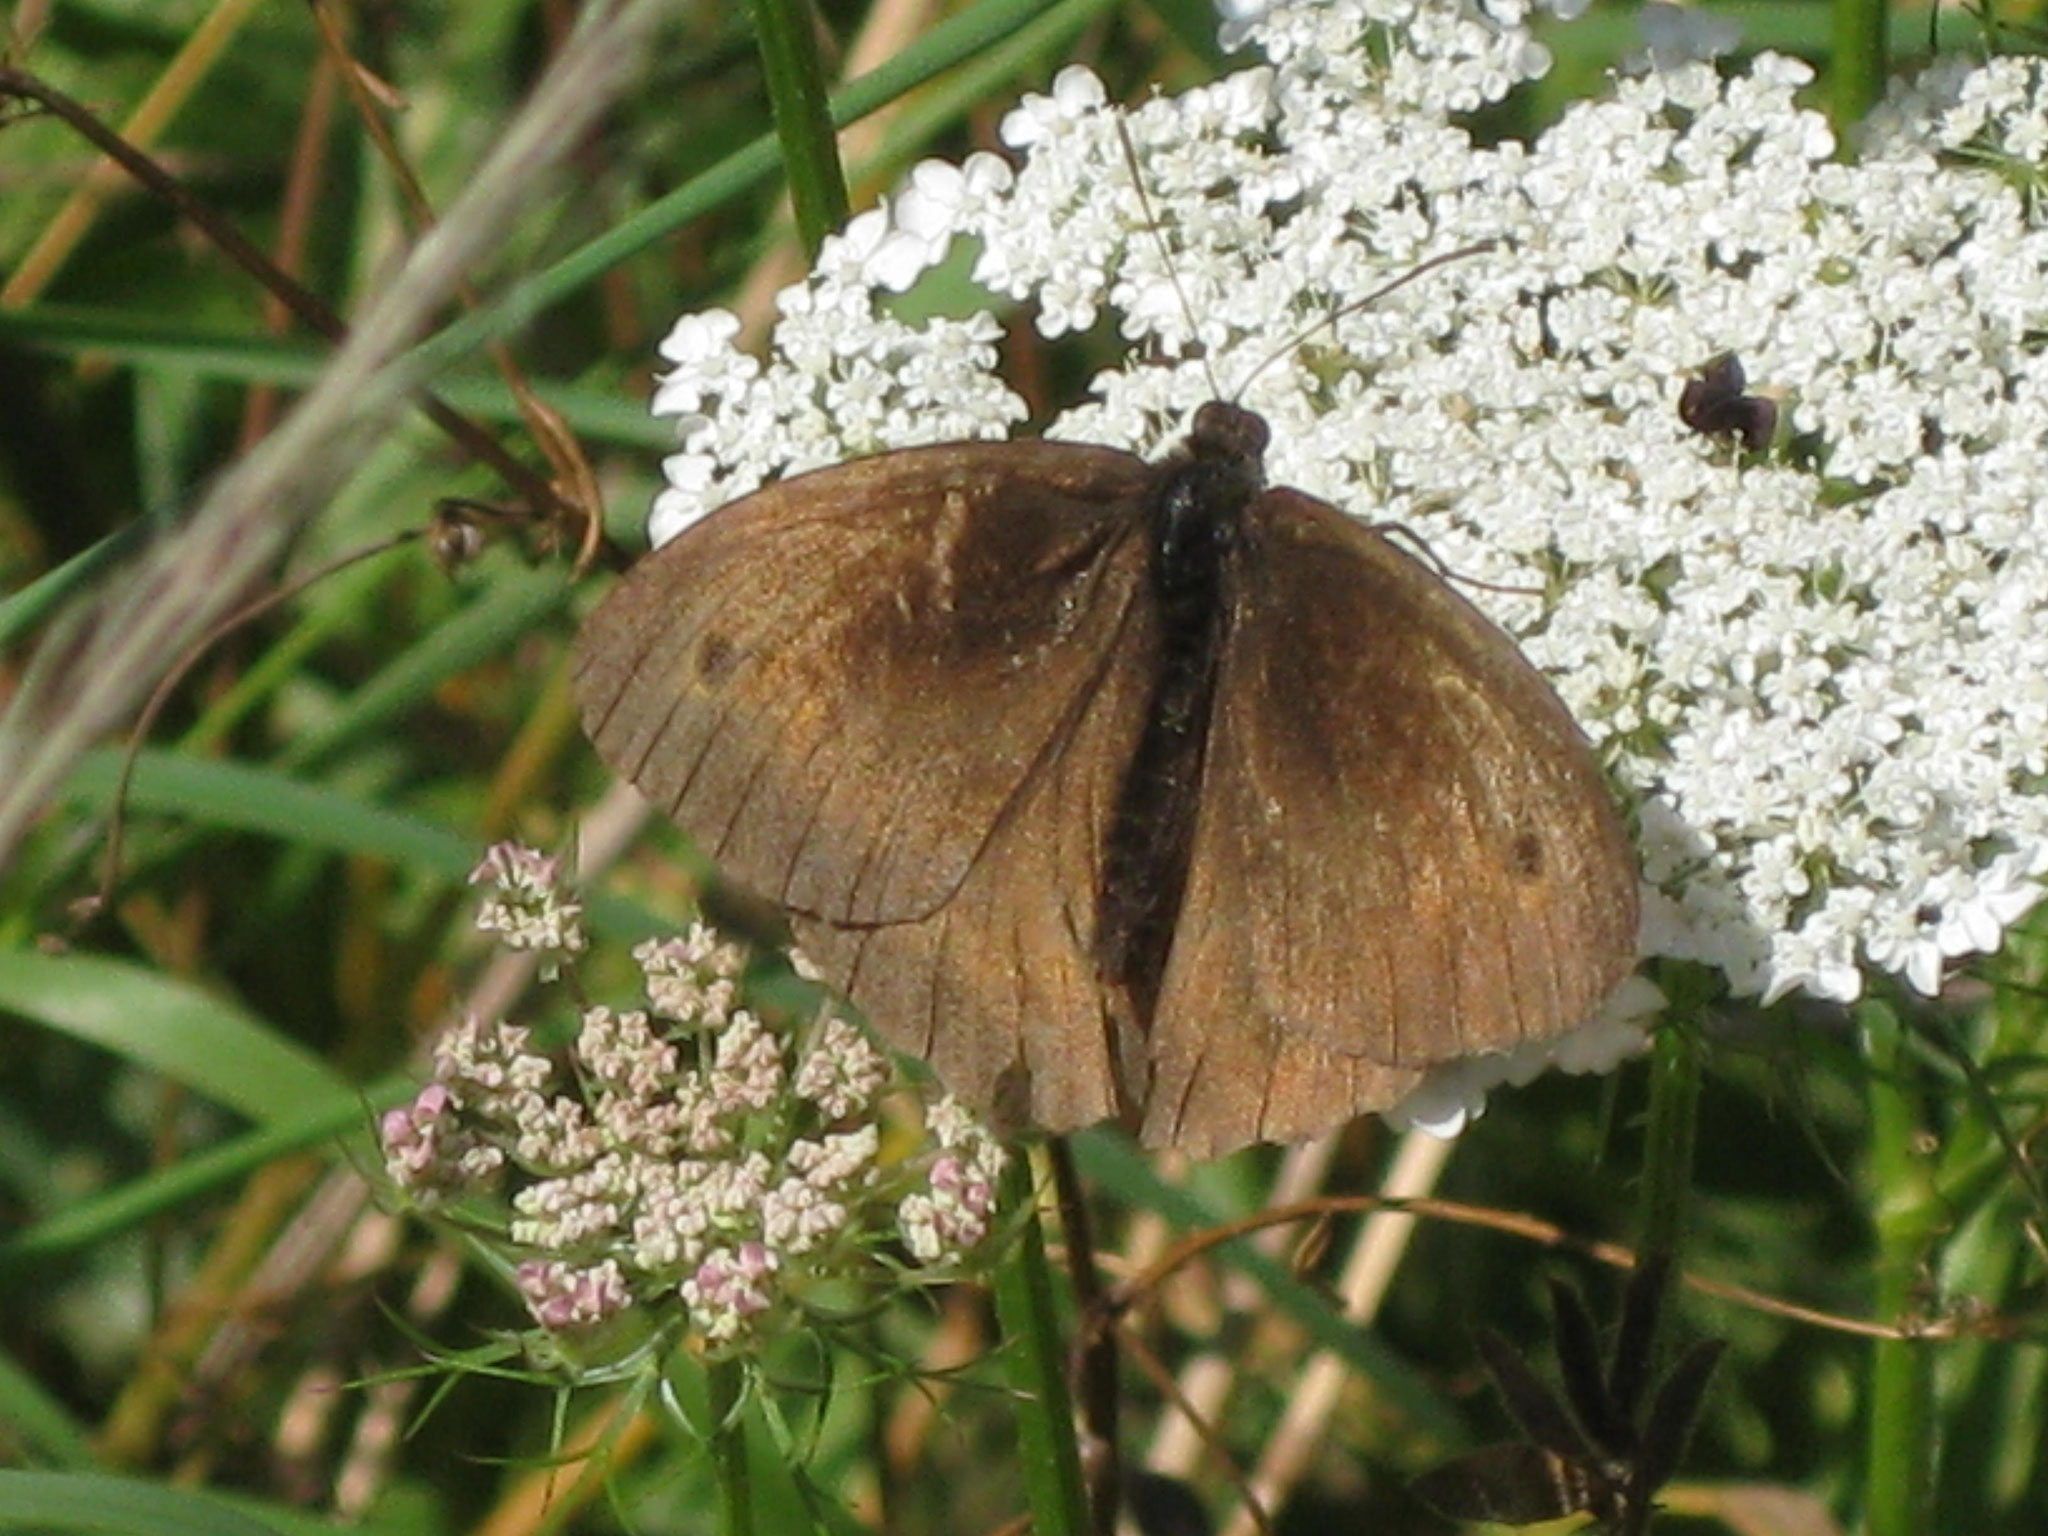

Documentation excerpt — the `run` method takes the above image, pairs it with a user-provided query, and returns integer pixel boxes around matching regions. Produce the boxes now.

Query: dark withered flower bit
[1410,1253,1724,1534]
[1677,353,1777,452]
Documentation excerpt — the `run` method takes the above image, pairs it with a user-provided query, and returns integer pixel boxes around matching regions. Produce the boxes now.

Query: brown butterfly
[573,398,1639,1157]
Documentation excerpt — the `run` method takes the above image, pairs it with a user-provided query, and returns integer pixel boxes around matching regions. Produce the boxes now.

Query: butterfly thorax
[1093,403,1270,1121]
[1150,402,1263,592]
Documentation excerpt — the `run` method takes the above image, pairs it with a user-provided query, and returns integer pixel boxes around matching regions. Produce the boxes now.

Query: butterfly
[573,396,1639,1158]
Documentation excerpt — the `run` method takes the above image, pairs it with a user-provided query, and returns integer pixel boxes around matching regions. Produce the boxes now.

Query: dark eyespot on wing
[696,631,737,685]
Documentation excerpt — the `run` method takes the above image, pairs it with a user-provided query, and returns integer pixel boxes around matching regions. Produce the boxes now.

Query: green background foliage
[2,2,2043,1533]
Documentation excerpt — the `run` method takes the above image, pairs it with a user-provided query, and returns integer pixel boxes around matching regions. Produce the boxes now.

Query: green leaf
[0,950,350,1123]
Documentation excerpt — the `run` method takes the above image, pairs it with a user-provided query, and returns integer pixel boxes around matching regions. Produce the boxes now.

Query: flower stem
[1860,999,1939,1536]
[1636,1013,1701,1264]
[1830,0,1887,133]
[706,1357,755,1536]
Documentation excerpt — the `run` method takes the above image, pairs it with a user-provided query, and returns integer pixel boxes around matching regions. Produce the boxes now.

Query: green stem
[1635,1019,1702,1265]
[992,1152,1090,1536]
[1830,0,1887,138]
[1860,1000,1938,1536]
[746,0,850,256]
[706,1357,755,1536]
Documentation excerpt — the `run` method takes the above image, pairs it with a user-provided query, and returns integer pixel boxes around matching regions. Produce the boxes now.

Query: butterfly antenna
[1113,112,1228,402]
[1113,112,1493,407]
[1229,240,1495,401]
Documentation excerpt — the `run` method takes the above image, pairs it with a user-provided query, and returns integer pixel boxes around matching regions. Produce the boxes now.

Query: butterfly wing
[1141,489,1639,1154]
[573,441,1161,1130]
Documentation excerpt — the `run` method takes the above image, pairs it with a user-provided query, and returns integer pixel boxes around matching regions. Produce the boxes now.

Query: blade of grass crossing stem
[993,1152,1089,1536]
[408,0,1091,380]
[746,0,849,254]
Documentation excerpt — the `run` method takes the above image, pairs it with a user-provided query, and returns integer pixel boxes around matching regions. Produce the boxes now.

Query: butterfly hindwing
[1142,488,1638,1151]
[574,440,1165,1131]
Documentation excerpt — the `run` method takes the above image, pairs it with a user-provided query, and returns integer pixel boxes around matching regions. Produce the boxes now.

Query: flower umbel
[468,843,587,976]
[382,843,1009,1359]
[644,1,2048,1128]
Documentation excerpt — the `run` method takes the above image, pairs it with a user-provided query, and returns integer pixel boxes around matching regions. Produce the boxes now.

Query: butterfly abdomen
[1095,419,1265,1070]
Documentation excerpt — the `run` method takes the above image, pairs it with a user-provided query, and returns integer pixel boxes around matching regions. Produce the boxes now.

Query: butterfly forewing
[1141,488,1639,1151]
[576,442,1156,924]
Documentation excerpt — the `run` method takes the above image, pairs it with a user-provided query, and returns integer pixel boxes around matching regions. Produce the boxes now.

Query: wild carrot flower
[381,843,1007,1360]
[641,0,2048,1131]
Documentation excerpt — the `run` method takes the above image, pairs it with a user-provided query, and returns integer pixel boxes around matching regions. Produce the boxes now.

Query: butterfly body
[575,403,1638,1156]
[1097,403,1264,1119]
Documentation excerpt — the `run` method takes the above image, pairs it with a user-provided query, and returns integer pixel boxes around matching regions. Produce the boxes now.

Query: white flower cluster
[381,847,1010,1356]
[642,1,2048,1104]
[467,843,587,973]
[898,1096,1007,1264]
